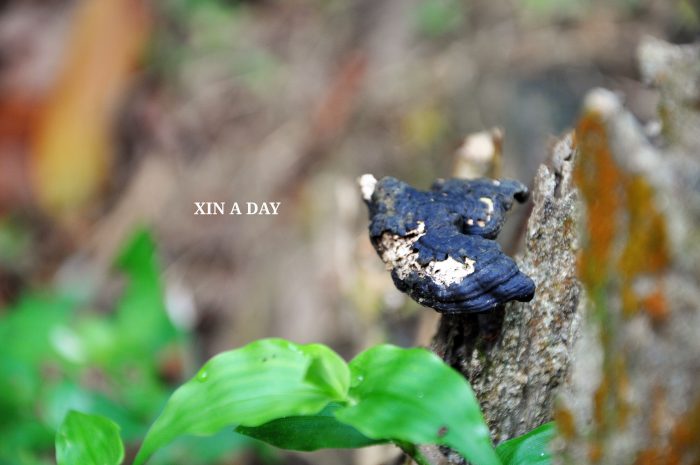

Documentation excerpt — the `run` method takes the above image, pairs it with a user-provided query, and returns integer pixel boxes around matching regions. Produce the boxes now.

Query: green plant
[0,230,254,465]
[0,226,554,465]
[55,338,555,465]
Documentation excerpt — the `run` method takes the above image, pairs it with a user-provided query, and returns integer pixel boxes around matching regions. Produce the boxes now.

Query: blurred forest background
[0,0,698,464]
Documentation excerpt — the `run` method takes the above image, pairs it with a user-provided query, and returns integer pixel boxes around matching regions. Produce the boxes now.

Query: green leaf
[133,338,349,465]
[149,430,261,465]
[334,345,501,465]
[0,294,75,422]
[40,381,146,442]
[496,422,555,465]
[114,230,179,355]
[55,411,124,465]
[0,294,73,366]
[236,403,387,451]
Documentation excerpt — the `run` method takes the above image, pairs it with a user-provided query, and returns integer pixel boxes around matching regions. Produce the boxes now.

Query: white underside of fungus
[378,221,476,287]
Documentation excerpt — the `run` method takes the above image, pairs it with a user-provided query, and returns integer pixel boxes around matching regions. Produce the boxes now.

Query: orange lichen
[667,397,700,465]
[572,110,675,461]
[592,376,609,428]
[613,355,632,428]
[574,112,625,292]
[634,449,663,465]
[640,285,669,325]
[574,114,670,319]
[588,443,603,463]
[649,386,666,438]
[620,176,670,274]
[636,395,700,465]
[621,285,640,319]
[618,175,671,317]
[576,113,631,454]
[553,405,577,439]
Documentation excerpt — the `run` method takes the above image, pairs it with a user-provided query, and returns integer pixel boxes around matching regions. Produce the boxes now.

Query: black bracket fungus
[359,174,535,314]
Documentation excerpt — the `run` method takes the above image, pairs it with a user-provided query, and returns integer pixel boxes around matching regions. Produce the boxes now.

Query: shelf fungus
[359,174,535,313]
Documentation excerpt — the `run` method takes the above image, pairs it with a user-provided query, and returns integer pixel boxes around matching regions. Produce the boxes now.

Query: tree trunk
[430,37,700,465]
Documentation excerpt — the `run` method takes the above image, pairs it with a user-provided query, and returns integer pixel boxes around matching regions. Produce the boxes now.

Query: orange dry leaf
[0,96,40,211]
[31,0,150,218]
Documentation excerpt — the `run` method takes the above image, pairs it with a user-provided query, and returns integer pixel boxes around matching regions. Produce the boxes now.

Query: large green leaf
[55,411,124,465]
[133,338,349,465]
[236,403,387,451]
[496,422,555,465]
[334,345,501,465]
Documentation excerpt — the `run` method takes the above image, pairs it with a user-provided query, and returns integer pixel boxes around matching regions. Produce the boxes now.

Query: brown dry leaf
[31,0,150,218]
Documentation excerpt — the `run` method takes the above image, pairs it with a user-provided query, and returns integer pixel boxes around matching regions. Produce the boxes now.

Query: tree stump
[430,37,700,465]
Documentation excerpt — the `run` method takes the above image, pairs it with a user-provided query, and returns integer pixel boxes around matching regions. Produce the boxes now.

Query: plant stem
[395,442,435,465]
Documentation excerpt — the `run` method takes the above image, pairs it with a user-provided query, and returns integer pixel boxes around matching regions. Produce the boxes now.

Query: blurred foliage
[521,0,587,18]
[149,0,283,97]
[677,0,700,28]
[0,230,259,465]
[401,103,448,153]
[414,0,466,37]
[520,0,647,20]
[0,217,30,268]
[55,411,124,465]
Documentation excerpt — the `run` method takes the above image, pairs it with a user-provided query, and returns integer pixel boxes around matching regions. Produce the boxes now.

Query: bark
[558,37,700,465]
[431,132,583,448]
[430,37,700,465]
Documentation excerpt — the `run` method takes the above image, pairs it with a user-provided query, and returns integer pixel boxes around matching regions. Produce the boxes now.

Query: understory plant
[1,226,553,465]
[55,338,555,465]
[0,230,256,465]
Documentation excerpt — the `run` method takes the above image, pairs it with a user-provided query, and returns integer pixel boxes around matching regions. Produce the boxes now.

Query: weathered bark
[557,37,700,465]
[431,132,583,448]
[431,37,700,465]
